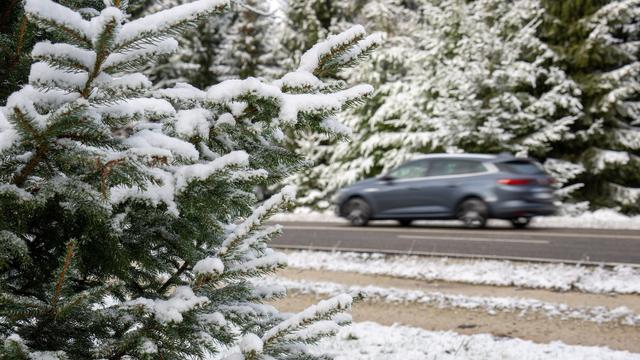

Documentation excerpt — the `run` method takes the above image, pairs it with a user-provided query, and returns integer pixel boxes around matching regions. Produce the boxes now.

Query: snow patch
[285,251,640,294]
[193,257,224,275]
[309,321,640,360]
[267,277,640,325]
[125,286,208,323]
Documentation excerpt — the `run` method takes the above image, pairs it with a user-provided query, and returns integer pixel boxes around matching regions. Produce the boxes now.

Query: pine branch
[10,109,49,187]
[100,158,125,197]
[8,15,30,70]
[157,261,189,295]
[51,241,76,309]
[81,18,118,98]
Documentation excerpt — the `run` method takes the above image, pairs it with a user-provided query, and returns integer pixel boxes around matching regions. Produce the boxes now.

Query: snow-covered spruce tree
[540,0,640,212]
[144,0,235,89]
[280,0,388,208]
[211,0,279,81]
[0,0,377,358]
[293,0,583,210]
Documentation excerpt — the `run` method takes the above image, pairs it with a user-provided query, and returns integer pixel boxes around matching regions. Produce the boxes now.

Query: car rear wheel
[398,219,413,226]
[342,198,371,226]
[511,217,531,229]
[457,198,488,228]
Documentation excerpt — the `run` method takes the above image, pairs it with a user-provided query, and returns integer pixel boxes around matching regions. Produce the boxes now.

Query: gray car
[334,153,557,228]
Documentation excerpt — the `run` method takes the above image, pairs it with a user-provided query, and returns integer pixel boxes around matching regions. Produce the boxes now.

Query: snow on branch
[0,111,19,153]
[174,150,249,191]
[207,78,373,125]
[32,42,96,73]
[297,25,367,74]
[279,84,373,124]
[155,83,208,108]
[261,294,353,344]
[115,0,229,50]
[217,186,296,257]
[125,286,208,323]
[102,38,180,73]
[24,0,92,46]
[227,248,288,273]
[94,98,176,122]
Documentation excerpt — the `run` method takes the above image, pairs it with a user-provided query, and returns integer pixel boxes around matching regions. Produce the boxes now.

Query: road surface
[271,221,640,265]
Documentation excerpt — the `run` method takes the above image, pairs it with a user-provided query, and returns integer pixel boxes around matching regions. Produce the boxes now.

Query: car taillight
[497,178,533,185]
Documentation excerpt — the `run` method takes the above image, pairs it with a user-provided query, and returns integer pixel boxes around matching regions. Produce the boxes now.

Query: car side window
[388,160,429,179]
[428,159,486,176]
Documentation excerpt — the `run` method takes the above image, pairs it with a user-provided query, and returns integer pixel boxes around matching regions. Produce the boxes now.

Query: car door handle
[408,187,420,191]
[447,184,458,188]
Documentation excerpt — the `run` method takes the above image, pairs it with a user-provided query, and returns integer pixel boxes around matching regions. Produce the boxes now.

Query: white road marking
[397,234,549,244]
[280,225,640,240]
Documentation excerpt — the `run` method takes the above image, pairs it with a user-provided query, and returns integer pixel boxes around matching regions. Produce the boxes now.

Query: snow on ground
[310,321,640,360]
[264,277,640,325]
[531,209,640,229]
[284,251,640,294]
[272,208,640,229]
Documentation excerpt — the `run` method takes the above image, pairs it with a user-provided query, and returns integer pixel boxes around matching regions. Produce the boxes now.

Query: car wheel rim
[348,210,364,225]
[459,202,485,227]
[346,202,367,225]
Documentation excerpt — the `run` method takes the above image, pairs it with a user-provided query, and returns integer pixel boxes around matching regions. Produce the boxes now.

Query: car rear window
[496,160,544,175]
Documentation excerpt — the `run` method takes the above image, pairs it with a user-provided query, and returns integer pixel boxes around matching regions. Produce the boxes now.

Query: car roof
[411,153,518,162]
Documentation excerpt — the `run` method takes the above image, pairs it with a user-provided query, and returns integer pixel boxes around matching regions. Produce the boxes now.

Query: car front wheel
[342,198,371,226]
[457,198,488,228]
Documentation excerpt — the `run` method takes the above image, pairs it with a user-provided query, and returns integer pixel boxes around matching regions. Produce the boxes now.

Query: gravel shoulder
[271,268,640,352]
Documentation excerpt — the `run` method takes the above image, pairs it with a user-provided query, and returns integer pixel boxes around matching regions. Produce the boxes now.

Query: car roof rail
[496,151,514,158]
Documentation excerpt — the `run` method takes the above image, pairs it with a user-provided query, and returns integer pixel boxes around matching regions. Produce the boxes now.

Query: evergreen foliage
[144,0,235,88]
[540,0,640,212]
[291,0,585,210]
[212,0,279,80]
[0,0,377,358]
[290,0,639,214]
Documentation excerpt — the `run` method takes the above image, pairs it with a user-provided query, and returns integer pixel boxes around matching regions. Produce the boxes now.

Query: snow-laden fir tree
[540,0,640,212]
[293,0,583,210]
[144,0,235,88]
[280,0,387,207]
[0,0,378,358]
[211,0,279,81]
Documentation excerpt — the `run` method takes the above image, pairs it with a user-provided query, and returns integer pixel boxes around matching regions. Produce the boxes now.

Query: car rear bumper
[490,200,557,218]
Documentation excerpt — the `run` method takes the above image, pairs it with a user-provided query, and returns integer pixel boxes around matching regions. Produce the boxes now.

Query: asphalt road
[271,222,640,266]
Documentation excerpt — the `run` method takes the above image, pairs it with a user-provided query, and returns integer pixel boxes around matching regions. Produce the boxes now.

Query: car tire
[511,217,531,229]
[457,198,488,228]
[342,198,371,226]
[398,219,413,226]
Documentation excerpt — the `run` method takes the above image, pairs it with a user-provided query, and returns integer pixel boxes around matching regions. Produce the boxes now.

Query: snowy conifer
[541,0,640,212]
[212,0,279,80]
[0,0,376,358]
[293,0,584,210]
[145,0,235,88]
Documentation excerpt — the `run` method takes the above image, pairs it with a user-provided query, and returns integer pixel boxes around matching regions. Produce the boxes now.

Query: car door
[368,159,431,216]
[418,158,490,216]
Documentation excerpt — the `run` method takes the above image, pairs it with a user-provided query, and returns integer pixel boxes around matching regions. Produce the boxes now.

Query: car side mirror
[379,175,394,182]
